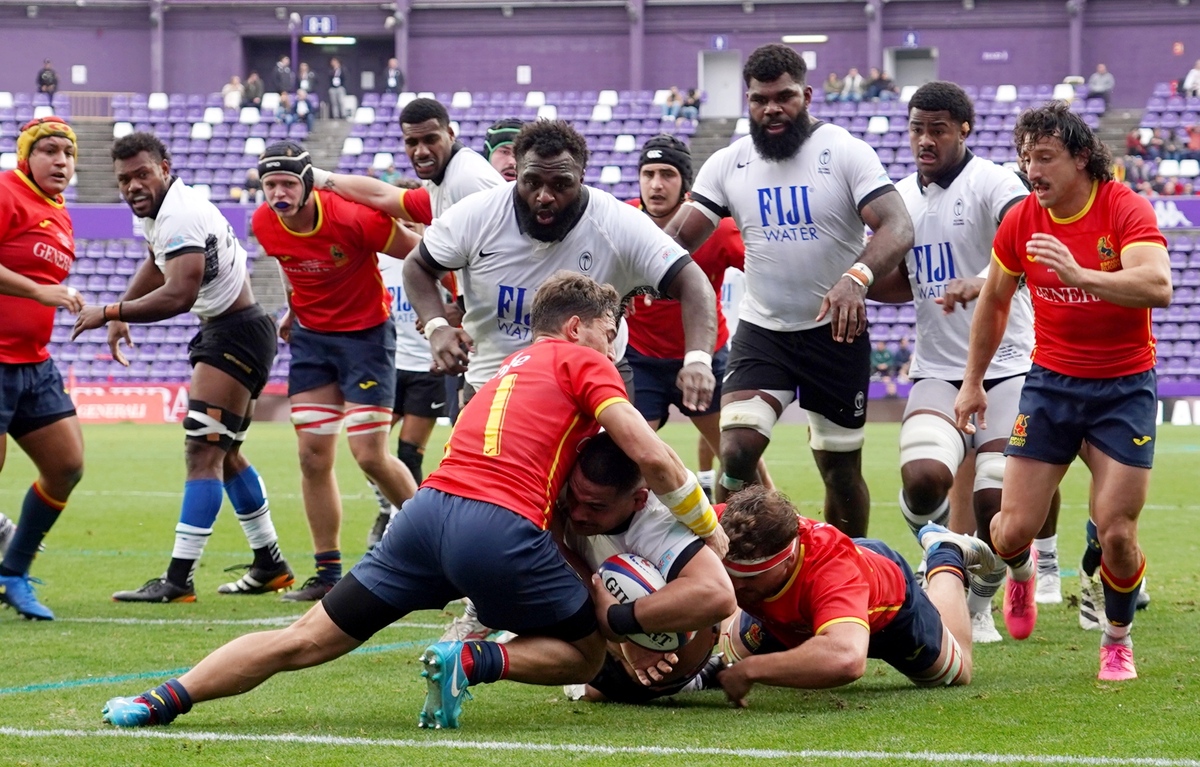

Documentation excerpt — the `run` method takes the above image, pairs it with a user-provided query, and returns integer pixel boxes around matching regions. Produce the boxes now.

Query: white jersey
[140,179,247,319]
[425,144,504,219]
[690,124,894,332]
[564,494,700,580]
[378,255,449,372]
[896,153,1034,380]
[420,183,690,389]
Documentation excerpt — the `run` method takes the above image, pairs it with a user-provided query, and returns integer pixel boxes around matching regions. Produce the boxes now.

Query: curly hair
[742,43,807,87]
[399,97,450,128]
[908,81,975,135]
[720,486,800,562]
[111,131,170,166]
[512,119,589,169]
[1013,101,1113,182]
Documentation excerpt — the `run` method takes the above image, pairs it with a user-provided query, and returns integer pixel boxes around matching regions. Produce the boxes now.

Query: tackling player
[666,44,914,537]
[252,141,423,602]
[956,102,1171,680]
[101,271,726,731]
[74,132,293,604]
[0,117,85,621]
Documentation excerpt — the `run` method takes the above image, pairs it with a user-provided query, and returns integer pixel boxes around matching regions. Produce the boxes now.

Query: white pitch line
[0,727,1196,766]
[57,616,445,629]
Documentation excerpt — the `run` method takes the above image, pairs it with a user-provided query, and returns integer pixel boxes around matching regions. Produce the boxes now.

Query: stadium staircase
[74,120,122,203]
[689,117,737,171]
[305,117,353,182]
[1097,107,1143,159]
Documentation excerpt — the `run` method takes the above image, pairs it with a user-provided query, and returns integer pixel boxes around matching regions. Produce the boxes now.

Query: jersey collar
[918,149,973,194]
[429,141,464,187]
[513,185,591,241]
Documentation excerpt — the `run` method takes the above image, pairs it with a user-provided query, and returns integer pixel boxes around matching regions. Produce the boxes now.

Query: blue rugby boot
[418,641,472,729]
[0,573,54,620]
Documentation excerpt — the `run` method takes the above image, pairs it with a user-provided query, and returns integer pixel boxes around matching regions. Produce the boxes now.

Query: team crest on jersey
[854,390,865,416]
[578,251,593,272]
[1009,413,1029,447]
[953,198,964,217]
[818,149,832,176]
[1096,236,1119,272]
[330,245,347,265]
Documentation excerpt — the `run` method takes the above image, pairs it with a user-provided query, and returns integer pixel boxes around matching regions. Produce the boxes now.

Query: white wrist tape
[423,316,450,340]
[683,350,713,369]
[659,473,719,538]
[311,168,332,190]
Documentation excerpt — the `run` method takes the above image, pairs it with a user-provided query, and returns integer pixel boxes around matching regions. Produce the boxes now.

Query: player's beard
[749,111,813,162]
[515,190,586,242]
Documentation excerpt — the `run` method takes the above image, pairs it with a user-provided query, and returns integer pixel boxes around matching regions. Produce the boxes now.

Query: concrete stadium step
[691,117,737,171]
[73,121,121,203]
[304,118,353,173]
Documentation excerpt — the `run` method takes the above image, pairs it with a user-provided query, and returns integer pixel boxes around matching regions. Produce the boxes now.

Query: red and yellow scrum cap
[17,116,77,172]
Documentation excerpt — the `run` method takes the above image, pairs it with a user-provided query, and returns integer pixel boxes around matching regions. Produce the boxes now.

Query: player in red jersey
[0,117,85,621]
[102,271,727,731]
[252,141,423,602]
[956,103,1171,680]
[624,134,771,498]
[711,486,993,705]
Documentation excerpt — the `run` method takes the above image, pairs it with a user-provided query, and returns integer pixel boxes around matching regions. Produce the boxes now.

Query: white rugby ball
[598,553,694,652]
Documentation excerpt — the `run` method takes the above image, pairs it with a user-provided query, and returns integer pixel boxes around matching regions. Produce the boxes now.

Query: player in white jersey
[73,132,293,603]
[666,44,914,537]
[404,120,720,406]
[556,433,735,703]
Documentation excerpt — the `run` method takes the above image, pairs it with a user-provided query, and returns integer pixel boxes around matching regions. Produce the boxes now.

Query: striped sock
[225,465,283,569]
[995,542,1034,582]
[167,478,224,586]
[1100,554,1146,633]
[925,540,967,586]
[137,678,192,725]
[968,568,1005,615]
[0,482,65,576]
[1034,534,1058,575]
[1081,518,1102,577]
[315,550,342,584]
[460,640,508,685]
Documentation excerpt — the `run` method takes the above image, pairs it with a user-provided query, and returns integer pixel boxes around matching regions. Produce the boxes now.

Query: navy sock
[315,550,342,584]
[0,483,65,576]
[139,678,192,725]
[1081,518,1102,577]
[925,541,967,586]
[460,640,508,685]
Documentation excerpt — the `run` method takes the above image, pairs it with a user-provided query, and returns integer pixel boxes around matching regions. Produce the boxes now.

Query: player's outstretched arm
[664,202,719,254]
[598,401,728,557]
[73,251,201,339]
[717,622,870,705]
[312,169,409,221]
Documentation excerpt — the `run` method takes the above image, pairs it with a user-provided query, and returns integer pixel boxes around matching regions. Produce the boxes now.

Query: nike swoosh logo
[1133,436,1152,446]
[449,665,466,698]
[479,251,498,259]
[359,381,378,390]
[430,401,446,409]
[736,160,753,169]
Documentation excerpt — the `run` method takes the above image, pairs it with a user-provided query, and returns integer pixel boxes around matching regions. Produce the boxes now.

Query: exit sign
[303,15,337,34]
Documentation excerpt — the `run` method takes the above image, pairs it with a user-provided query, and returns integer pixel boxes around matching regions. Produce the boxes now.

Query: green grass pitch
[1,421,1198,766]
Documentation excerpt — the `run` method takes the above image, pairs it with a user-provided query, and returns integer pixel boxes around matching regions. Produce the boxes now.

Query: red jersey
[253,191,397,333]
[624,200,743,358]
[0,170,74,364]
[742,518,909,648]
[424,339,628,529]
[992,181,1166,378]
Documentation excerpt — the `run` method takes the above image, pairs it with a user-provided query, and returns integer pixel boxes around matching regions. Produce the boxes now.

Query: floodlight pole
[149,0,165,93]
[1067,0,1086,78]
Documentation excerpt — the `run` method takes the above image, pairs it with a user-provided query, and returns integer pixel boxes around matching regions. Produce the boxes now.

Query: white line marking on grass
[0,728,1197,766]
[58,617,445,629]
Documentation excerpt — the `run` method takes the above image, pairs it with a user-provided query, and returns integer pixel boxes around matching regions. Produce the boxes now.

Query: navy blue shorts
[288,320,396,407]
[323,487,596,642]
[627,346,727,424]
[0,359,76,439]
[856,539,944,678]
[1005,364,1157,469]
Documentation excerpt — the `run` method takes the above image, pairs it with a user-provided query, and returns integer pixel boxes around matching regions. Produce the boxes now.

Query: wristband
[102,304,116,321]
[422,316,450,340]
[311,167,332,190]
[844,261,874,288]
[683,350,713,369]
[118,301,125,322]
[659,473,719,538]
[607,602,645,637]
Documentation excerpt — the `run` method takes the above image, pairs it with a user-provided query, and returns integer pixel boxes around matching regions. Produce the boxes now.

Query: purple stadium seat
[362,93,380,107]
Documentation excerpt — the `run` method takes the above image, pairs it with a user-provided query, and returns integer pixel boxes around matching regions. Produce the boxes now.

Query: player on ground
[0,117,84,621]
[955,102,1170,680]
[483,117,522,182]
[866,82,1057,641]
[253,141,423,602]
[666,44,914,536]
[101,272,727,731]
[557,432,735,704]
[713,486,993,705]
[72,133,293,603]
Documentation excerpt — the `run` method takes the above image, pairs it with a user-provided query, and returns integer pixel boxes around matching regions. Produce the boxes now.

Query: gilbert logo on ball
[598,553,694,652]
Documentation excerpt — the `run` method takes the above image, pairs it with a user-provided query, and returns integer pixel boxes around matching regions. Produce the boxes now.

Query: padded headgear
[638,134,693,192]
[258,140,314,206]
[484,118,524,160]
[17,116,76,178]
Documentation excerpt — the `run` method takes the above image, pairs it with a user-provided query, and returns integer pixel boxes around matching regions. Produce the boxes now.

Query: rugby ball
[598,553,694,652]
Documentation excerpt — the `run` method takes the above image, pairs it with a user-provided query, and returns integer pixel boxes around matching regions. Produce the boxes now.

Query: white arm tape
[312,167,332,190]
[659,473,719,538]
[683,350,713,369]
[423,316,450,340]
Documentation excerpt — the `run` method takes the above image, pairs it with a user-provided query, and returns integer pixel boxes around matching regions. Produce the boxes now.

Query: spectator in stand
[1163,130,1182,162]
[297,63,317,95]
[1150,174,1167,194]
[662,87,682,120]
[222,76,244,110]
[1085,63,1114,113]
[1183,59,1200,98]
[871,339,894,382]
[243,72,264,109]
[1124,129,1145,159]
[680,89,701,122]
[1185,125,1200,161]
[840,67,864,102]
[1124,155,1149,185]
[1146,129,1166,160]
[1182,181,1196,196]
[864,68,899,101]
[293,90,314,131]
[823,72,844,102]
[383,58,405,95]
[36,59,57,96]
[1162,177,1182,196]
[234,168,262,205]
[273,55,294,94]
[378,164,401,185]
[278,92,294,125]
[892,337,912,382]
[328,57,347,120]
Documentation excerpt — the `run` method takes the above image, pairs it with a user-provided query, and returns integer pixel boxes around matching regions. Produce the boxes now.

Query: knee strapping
[719,396,779,439]
[232,414,251,446]
[912,630,967,687]
[807,412,866,452]
[183,400,244,452]
[899,413,965,475]
[974,450,1006,493]
[396,439,425,484]
[291,403,346,435]
[345,405,393,435]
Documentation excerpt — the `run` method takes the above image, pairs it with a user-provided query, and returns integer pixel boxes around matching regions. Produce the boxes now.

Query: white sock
[697,470,716,488]
[369,479,390,514]
[1102,624,1132,645]
[968,568,1005,614]
[172,523,212,561]
[1034,534,1058,572]
[236,502,280,551]
[898,490,949,539]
